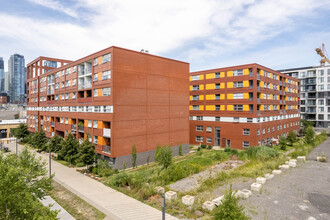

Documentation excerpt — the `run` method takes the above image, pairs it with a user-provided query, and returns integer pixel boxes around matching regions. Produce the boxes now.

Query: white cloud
[0,0,330,70]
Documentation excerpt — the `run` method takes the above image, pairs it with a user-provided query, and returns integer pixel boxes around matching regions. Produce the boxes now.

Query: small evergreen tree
[214,185,250,220]
[155,146,172,169]
[287,131,297,146]
[59,134,79,164]
[48,135,64,153]
[11,123,29,139]
[304,126,315,145]
[278,135,287,150]
[132,144,137,168]
[31,130,48,150]
[178,144,182,156]
[78,140,96,166]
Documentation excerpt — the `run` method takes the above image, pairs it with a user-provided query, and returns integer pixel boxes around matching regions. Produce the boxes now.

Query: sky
[1,0,330,72]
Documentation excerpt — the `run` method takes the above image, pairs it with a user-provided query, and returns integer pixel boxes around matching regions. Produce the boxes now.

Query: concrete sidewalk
[6,142,178,220]
[38,195,75,220]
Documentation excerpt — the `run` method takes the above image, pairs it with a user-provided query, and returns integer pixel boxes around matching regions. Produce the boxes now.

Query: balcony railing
[257,75,261,80]
[249,110,253,113]
[249,85,253,89]
[51,121,55,127]
[102,145,111,154]
[72,124,77,131]
[78,125,84,132]
[257,110,260,115]
[257,98,260,103]
[103,128,111,138]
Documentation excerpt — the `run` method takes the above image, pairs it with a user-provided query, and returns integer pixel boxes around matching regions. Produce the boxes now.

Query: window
[215,105,221,111]
[233,69,243,76]
[94,73,98,82]
[215,94,220,100]
[318,100,324,105]
[243,141,250,148]
[93,136,98,144]
[65,93,70,99]
[197,116,203,121]
[318,77,324,83]
[319,70,324,76]
[227,139,231,147]
[94,89,98,97]
[318,107,324,112]
[196,136,203,142]
[55,94,59,100]
[318,114,324,120]
[318,85,324,91]
[61,94,64,100]
[102,53,111,63]
[192,75,199,81]
[72,66,77,72]
[233,81,243,88]
[247,118,253,123]
[192,95,199,101]
[93,120,98,128]
[66,81,70,87]
[215,83,220,89]
[65,118,68,124]
[55,83,59,89]
[88,120,92,128]
[93,57,98,66]
[267,127,270,133]
[262,128,265,134]
[234,105,243,111]
[193,105,199,110]
[233,93,243,99]
[61,82,64,88]
[243,129,250,135]
[206,126,212,132]
[215,117,220,121]
[102,87,111,96]
[234,117,239,122]
[257,129,260,135]
[215,72,220,78]
[192,85,199,91]
[206,137,212,143]
[72,92,76,99]
[196,125,203,131]
[72,79,76,86]
[102,70,111,80]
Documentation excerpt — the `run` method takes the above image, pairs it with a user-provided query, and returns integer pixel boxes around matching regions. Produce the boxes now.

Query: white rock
[265,173,274,180]
[316,156,327,162]
[285,161,289,164]
[182,195,194,206]
[235,189,252,199]
[212,195,224,206]
[256,177,266,185]
[289,159,297,163]
[165,191,177,200]
[202,201,215,211]
[251,183,262,192]
[280,164,290,170]
[272,170,282,175]
[297,156,306,161]
[288,161,296,167]
[155,186,165,194]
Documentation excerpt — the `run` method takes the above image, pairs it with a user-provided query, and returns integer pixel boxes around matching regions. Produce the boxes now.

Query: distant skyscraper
[8,54,25,103]
[0,57,4,92]
[4,71,9,92]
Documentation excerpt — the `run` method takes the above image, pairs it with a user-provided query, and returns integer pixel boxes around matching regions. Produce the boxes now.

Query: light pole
[162,194,165,220]
[16,138,18,155]
[49,147,51,178]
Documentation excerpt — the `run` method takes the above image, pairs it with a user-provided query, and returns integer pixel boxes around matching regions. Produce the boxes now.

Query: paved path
[6,142,177,220]
[38,195,75,220]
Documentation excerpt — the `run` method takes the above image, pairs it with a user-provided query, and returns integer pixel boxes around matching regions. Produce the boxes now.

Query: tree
[0,147,57,219]
[214,185,250,220]
[301,119,314,133]
[287,131,297,146]
[278,135,287,150]
[31,130,48,150]
[132,144,137,168]
[59,133,79,164]
[304,126,315,145]
[48,135,64,153]
[178,144,182,156]
[78,140,96,166]
[10,123,29,139]
[14,113,19,119]
[155,146,172,169]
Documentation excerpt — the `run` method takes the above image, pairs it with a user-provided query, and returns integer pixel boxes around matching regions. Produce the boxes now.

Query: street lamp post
[49,147,51,178]
[16,138,18,155]
[162,194,165,220]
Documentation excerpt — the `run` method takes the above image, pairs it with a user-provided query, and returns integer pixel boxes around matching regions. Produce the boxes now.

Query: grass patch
[47,180,106,220]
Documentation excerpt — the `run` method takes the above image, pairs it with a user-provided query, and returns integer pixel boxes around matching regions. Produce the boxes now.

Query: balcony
[102,145,111,154]
[279,81,282,86]
[257,110,261,115]
[249,98,253,101]
[257,75,261,80]
[279,91,282,95]
[51,121,55,127]
[280,100,282,104]
[103,128,111,138]
[249,110,253,113]
[257,87,260,91]
[77,97,92,103]
[249,71,253,77]
[72,124,77,131]
[257,98,260,103]
[249,85,253,89]
[78,125,84,133]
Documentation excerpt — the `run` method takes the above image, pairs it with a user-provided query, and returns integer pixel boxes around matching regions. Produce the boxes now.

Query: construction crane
[315,43,330,66]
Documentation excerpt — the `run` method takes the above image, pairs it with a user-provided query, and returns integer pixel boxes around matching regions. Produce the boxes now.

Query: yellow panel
[98,89,102,97]
[98,121,104,129]
[206,94,215,100]
[199,75,204,80]
[189,105,192,110]
[206,84,215,90]
[98,72,102,81]
[285,96,288,100]
[220,105,225,111]
[243,81,249,87]
[221,83,225,89]
[200,85,204,90]
[270,94,273,99]
[260,93,264,99]
[206,73,215,79]
[260,70,264,76]
[260,105,264,110]
[199,95,204,100]
[84,120,88,127]
[227,82,233,88]
[270,83,273,89]
[220,94,225,99]
[260,81,264,87]
[98,57,102,65]
[243,105,249,111]
[199,105,204,110]
[227,105,233,111]
[220,72,225,78]
[285,105,288,109]
[270,105,273,110]
[70,93,72,99]
[206,105,215,110]
[98,137,105,145]
[227,71,233,77]
[243,93,249,99]
[243,69,249,75]
[189,76,192,81]
[189,86,193,91]
[189,96,192,101]
[227,93,233,99]
[270,73,273,78]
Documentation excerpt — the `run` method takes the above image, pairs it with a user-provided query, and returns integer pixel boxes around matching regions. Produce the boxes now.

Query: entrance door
[0,129,7,138]
[214,127,220,146]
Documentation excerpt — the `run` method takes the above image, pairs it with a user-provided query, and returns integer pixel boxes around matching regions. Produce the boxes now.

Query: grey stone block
[182,195,194,206]
[251,183,262,192]
[202,201,215,211]
[256,177,266,184]
[272,169,282,175]
[165,191,177,200]
[155,186,165,194]
[212,195,224,206]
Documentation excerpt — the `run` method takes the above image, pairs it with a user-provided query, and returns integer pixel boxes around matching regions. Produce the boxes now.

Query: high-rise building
[26,46,190,168]
[8,54,25,103]
[189,64,301,148]
[4,71,9,92]
[279,65,330,128]
[0,57,4,92]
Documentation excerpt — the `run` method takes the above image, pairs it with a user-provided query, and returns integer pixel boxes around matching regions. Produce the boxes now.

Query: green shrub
[213,151,229,161]
[76,162,85,167]
[207,145,213,150]
[201,144,207,149]
[287,131,298,146]
[213,185,250,220]
[155,146,172,169]
[224,148,238,155]
[243,146,278,161]
[304,126,315,145]
[92,167,97,174]
[109,172,131,187]
[279,135,287,150]
[132,144,137,168]
[178,144,182,156]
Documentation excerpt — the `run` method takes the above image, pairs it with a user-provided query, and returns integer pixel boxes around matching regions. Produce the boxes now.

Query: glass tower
[8,54,25,103]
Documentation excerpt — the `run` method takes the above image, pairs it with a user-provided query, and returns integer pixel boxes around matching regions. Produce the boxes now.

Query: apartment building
[279,66,330,128]
[189,63,300,149]
[26,46,189,168]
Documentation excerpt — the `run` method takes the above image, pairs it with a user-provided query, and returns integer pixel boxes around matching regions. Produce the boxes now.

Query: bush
[207,145,213,150]
[224,148,238,155]
[76,162,85,167]
[201,144,207,149]
[155,146,172,169]
[178,144,182,156]
[243,146,278,161]
[304,126,315,145]
[132,144,137,168]
[213,151,229,161]
[213,185,250,220]
[279,135,287,150]
[287,131,297,146]
[109,172,131,187]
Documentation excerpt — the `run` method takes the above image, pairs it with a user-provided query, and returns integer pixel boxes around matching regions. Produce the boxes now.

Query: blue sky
[1,0,330,71]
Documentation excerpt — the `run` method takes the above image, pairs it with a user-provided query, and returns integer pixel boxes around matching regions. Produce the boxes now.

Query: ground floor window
[243,141,250,148]
[206,137,212,143]
[196,136,203,142]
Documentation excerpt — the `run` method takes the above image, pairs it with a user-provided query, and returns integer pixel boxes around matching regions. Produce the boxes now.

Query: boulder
[235,189,252,199]
[288,161,296,167]
[297,156,306,162]
[280,164,290,170]
[289,159,297,163]
[212,195,224,206]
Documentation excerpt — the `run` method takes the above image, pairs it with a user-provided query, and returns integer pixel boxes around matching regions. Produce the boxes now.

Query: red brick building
[26,47,190,168]
[189,64,300,149]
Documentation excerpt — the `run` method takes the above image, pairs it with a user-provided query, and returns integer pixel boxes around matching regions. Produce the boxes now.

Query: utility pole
[162,194,165,220]
[16,138,18,155]
[49,147,51,178]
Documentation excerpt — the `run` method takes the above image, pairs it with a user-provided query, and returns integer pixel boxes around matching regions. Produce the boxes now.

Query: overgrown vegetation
[155,146,173,169]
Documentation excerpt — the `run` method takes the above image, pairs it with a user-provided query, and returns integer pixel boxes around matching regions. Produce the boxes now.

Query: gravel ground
[239,138,330,220]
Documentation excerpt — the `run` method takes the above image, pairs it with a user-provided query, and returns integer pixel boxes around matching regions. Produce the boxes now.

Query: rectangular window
[94,89,98,97]
[257,129,260,135]
[93,120,98,128]
[234,117,239,122]
[215,72,220,78]
[227,139,231,147]
[55,94,59,100]
[94,73,98,82]
[61,94,64,100]
[65,93,70,99]
[193,105,199,110]
[192,95,199,101]
[102,70,111,80]
[206,126,212,132]
[243,141,250,148]
[72,79,76,86]
[215,94,220,100]
[267,127,270,133]
[215,117,220,121]
[233,93,243,99]
[72,66,77,72]
[262,128,265,134]
[102,87,111,96]
[233,81,243,88]
[102,53,111,63]
[88,120,92,128]
[196,136,203,142]
[192,85,199,91]
[197,116,203,121]
[206,137,212,143]
[196,125,203,131]
[93,57,98,66]
[93,136,98,144]
[233,69,243,76]
[65,118,68,124]
[192,75,199,81]
[215,105,221,111]
[234,105,243,111]
[243,129,250,135]
[247,118,253,123]
[215,83,220,89]
[72,92,76,99]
